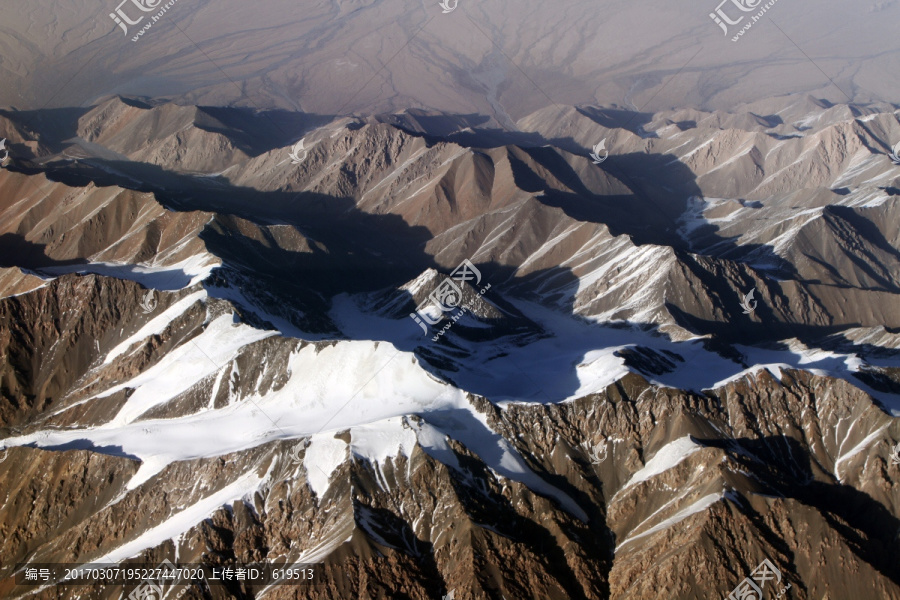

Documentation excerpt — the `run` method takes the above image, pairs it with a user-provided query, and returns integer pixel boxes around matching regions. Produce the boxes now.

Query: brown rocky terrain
[0,95,899,599]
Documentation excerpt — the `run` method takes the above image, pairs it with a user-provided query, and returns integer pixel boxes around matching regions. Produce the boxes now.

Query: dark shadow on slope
[851,366,900,397]
[666,304,857,347]
[352,504,443,598]
[405,109,806,282]
[0,233,195,290]
[667,293,900,365]
[349,111,801,280]
[826,206,900,290]
[5,108,899,596]
[575,106,656,138]
[0,234,87,270]
[447,128,563,151]
[12,102,798,284]
[28,439,139,460]
[375,110,492,139]
[8,109,890,389]
[2,97,336,160]
[0,106,94,150]
[751,113,784,129]
[9,134,851,379]
[194,106,335,156]
[438,428,609,600]
[506,145,695,248]
[697,435,900,587]
[504,143,799,279]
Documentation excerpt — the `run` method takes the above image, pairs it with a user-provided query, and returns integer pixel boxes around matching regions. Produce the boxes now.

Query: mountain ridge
[0,95,899,599]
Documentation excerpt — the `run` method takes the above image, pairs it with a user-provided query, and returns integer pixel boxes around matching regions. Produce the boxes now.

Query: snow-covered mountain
[1,95,899,599]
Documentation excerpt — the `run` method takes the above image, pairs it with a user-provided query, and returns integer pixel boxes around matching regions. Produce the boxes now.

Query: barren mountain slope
[0,97,899,599]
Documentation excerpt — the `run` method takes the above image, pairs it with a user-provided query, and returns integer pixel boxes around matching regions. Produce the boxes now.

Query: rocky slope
[0,96,899,599]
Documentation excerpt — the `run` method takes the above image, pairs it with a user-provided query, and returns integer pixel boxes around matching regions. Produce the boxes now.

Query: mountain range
[0,92,899,599]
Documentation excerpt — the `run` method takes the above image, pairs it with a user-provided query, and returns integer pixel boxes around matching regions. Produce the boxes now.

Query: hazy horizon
[1,0,898,118]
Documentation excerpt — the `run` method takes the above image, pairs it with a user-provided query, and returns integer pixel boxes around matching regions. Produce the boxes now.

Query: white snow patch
[413,420,463,472]
[666,135,716,165]
[351,417,418,464]
[304,433,348,496]
[710,342,865,391]
[2,339,465,472]
[92,467,267,563]
[103,314,275,426]
[127,455,172,491]
[105,290,207,364]
[39,254,218,291]
[464,409,588,521]
[616,492,723,550]
[834,423,890,482]
[617,436,702,495]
